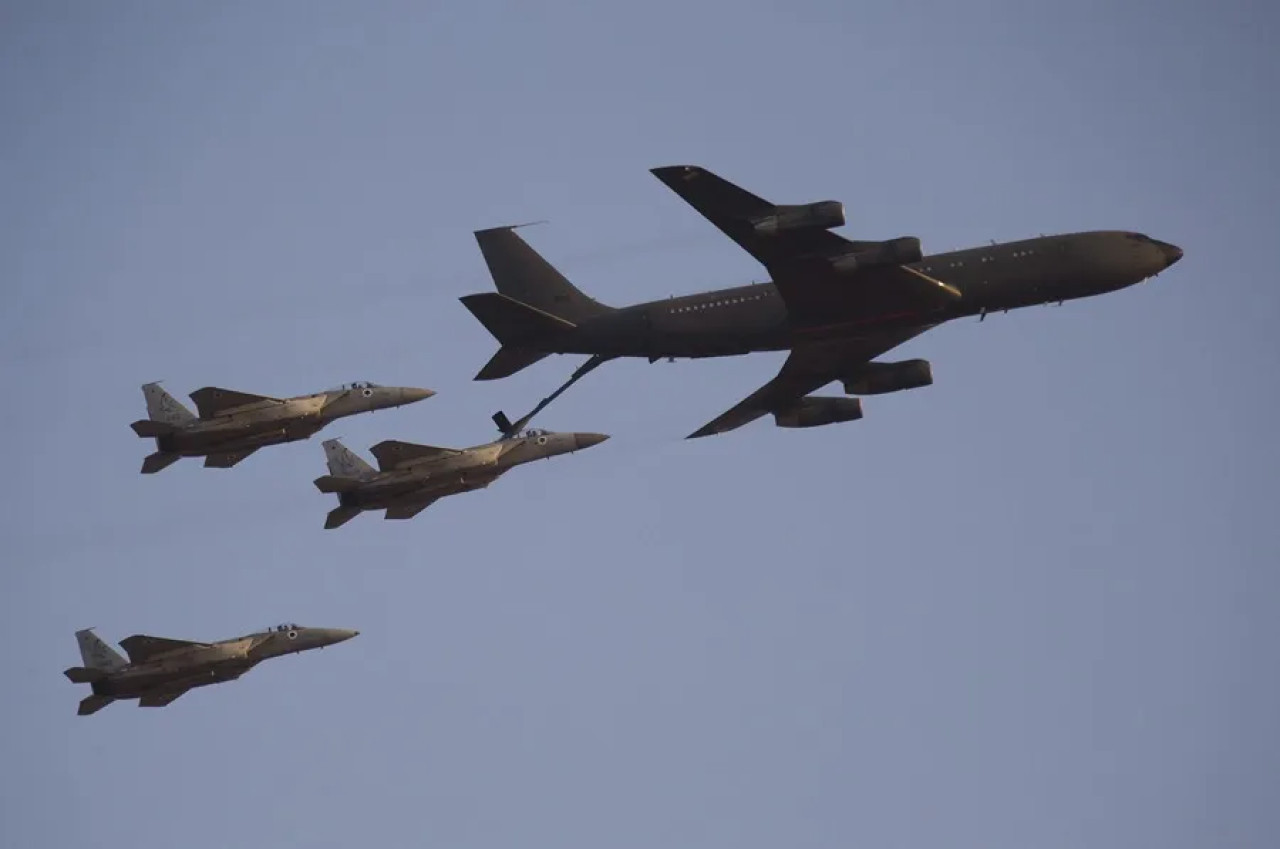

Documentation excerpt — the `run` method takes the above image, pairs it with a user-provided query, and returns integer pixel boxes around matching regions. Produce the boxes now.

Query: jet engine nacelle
[773,396,864,429]
[828,236,924,273]
[841,359,933,395]
[751,201,845,235]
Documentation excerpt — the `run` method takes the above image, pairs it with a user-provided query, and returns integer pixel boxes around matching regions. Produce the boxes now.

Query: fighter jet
[314,427,610,528]
[64,624,359,715]
[130,380,435,473]
[459,164,1183,438]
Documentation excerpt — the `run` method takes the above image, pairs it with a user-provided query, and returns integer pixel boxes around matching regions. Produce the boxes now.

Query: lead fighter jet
[130,380,435,473]
[64,625,359,715]
[460,164,1182,438]
[314,427,610,528]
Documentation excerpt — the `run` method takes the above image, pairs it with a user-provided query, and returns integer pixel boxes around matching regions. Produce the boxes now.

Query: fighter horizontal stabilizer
[119,634,208,665]
[203,448,258,469]
[325,506,362,530]
[78,694,115,716]
[63,666,108,684]
[385,500,437,520]
[141,452,181,474]
[139,688,190,708]
[188,387,282,418]
[313,475,364,494]
[370,440,458,471]
[131,419,178,438]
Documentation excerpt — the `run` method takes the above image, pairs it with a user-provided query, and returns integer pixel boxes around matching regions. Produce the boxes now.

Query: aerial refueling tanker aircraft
[459,164,1182,438]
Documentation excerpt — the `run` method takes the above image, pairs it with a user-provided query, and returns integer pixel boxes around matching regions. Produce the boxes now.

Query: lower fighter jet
[314,427,610,528]
[131,380,435,473]
[64,624,359,715]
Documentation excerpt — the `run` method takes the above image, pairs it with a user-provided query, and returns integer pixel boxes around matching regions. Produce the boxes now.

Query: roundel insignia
[361,388,372,397]
[287,630,298,640]
[536,436,548,445]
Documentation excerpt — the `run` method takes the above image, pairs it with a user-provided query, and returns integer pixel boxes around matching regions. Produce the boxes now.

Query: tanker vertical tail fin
[471,226,613,323]
[461,226,615,381]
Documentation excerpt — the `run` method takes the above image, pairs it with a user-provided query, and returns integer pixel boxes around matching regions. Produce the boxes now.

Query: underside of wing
[369,440,459,471]
[138,687,191,708]
[687,361,830,439]
[203,447,259,468]
[688,327,933,439]
[384,499,438,521]
[650,164,853,267]
[650,165,959,325]
[119,635,210,665]
[189,387,283,418]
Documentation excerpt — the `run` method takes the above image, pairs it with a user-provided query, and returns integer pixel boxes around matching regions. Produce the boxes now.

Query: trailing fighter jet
[314,427,610,528]
[64,624,359,715]
[459,164,1183,438]
[130,380,435,473]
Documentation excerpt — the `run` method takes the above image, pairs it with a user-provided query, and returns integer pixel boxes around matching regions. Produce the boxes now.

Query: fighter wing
[650,165,959,324]
[369,440,459,471]
[189,387,283,418]
[688,326,934,439]
[384,499,439,521]
[119,635,210,664]
[138,687,191,708]
[203,448,259,468]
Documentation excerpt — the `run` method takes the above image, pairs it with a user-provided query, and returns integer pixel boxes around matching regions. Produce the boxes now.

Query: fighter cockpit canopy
[324,381,382,392]
[521,428,549,438]
[271,623,300,632]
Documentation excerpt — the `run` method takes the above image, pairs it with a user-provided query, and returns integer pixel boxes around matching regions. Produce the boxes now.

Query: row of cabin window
[667,248,1042,312]
[921,249,1037,272]
[670,291,772,314]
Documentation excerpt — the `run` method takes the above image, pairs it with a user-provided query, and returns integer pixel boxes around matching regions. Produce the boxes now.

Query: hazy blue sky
[3,2,1277,847]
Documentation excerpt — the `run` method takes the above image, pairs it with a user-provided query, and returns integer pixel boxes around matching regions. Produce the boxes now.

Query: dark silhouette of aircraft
[461,165,1182,438]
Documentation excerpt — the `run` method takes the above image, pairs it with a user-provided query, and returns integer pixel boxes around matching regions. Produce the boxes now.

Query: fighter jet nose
[400,388,436,405]
[1154,239,1183,268]
[574,433,610,450]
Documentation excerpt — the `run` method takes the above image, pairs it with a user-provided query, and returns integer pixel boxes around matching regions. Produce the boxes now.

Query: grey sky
[2,1,1277,847]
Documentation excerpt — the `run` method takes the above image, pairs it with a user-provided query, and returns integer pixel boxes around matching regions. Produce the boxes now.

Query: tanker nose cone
[574,433,610,451]
[400,388,436,405]
[1155,240,1183,267]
